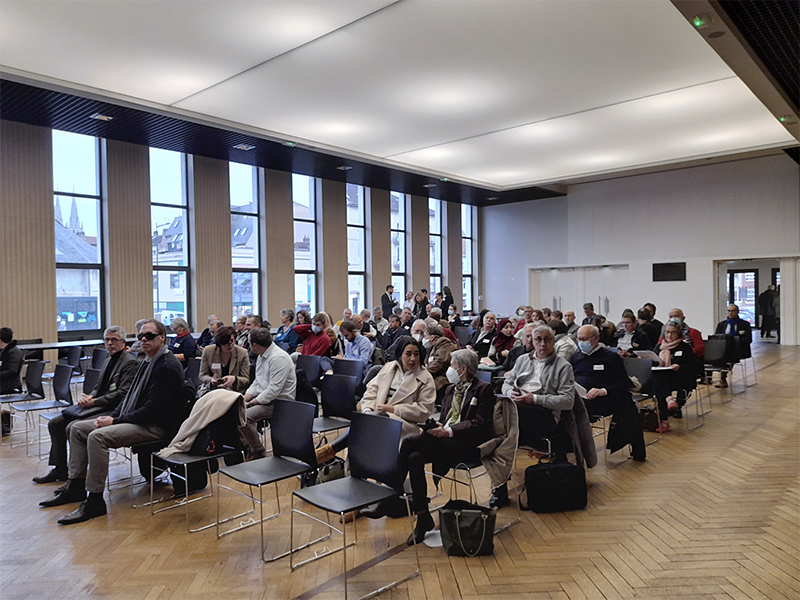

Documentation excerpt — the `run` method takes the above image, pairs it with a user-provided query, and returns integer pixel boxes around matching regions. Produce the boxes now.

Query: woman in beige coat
[315,338,436,461]
[198,325,250,396]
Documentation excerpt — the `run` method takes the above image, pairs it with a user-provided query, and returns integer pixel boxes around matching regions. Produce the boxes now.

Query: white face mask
[412,333,422,342]
[422,337,431,348]
[446,366,461,384]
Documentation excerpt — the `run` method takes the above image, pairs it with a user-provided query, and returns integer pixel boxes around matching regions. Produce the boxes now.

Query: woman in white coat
[315,338,436,462]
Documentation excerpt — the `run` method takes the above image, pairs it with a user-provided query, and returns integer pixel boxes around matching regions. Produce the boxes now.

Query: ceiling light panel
[0,1,396,105]
[390,78,796,188]
[177,0,735,158]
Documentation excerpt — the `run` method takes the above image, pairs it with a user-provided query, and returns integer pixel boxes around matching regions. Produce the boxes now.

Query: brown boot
[315,443,336,465]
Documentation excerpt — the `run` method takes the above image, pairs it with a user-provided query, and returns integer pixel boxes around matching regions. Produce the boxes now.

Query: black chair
[216,399,325,561]
[313,374,357,435]
[184,357,201,388]
[703,336,738,400]
[622,357,662,446]
[332,358,362,378]
[296,355,322,383]
[11,364,73,453]
[17,338,43,361]
[149,399,245,533]
[453,326,472,348]
[1,360,46,405]
[90,348,109,370]
[290,412,420,599]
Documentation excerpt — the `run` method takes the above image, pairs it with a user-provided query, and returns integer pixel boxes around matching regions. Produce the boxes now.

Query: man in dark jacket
[0,326,24,395]
[713,304,753,388]
[41,319,185,524]
[32,326,138,484]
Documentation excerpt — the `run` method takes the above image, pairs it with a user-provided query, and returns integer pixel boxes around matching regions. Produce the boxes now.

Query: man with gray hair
[168,317,197,368]
[129,318,149,355]
[33,326,138,485]
[197,314,221,348]
[371,306,389,336]
[42,319,186,524]
[423,324,458,400]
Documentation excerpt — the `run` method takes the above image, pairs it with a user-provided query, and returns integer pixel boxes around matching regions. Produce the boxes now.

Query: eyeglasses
[533,337,554,343]
[137,332,160,341]
[104,337,124,344]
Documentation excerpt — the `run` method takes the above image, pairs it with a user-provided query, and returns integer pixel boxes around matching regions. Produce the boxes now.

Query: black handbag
[520,461,587,513]
[640,407,660,432]
[439,499,497,556]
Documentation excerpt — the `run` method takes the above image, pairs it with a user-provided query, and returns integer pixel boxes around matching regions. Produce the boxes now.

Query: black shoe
[40,479,86,507]
[57,495,107,525]
[672,408,683,419]
[407,511,435,545]
[33,468,68,484]
[360,499,393,519]
[53,481,69,495]
[489,483,510,509]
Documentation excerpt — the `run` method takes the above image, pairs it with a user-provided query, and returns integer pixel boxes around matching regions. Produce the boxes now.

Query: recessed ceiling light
[708,31,725,39]
[282,141,297,148]
[336,165,353,171]
[439,177,450,182]
[422,183,436,188]
[89,112,113,122]
[233,143,255,151]
[486,196,499,201]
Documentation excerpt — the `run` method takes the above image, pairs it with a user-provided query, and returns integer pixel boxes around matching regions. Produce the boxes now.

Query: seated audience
[581,302,596,325]
[402,291,415,311]
[336,308,353,329]
[41,319,185,524]
[643,302,664,331]
[466,311,497,358]
[0,326,23,395]
[33,326,137,484]
[168,317,197,369]
[338,321,374,378]
[571,325,645,461]
[234,315,249,346]
[552,310,563,321]
[239,327,296,460]
[592,315,616,346]
[196,314,218,348]
[399,349,495,544]
[423,324,458,400]
[296,310,311,325]
[372,306,389,336]
[611,310,652,356]
[434,291,444,308]
[564,310,580,338]
[489,318,517,364]
[381,314,409,356]
[447,306,463,328]
[549,319,579,360]
[429,307,459,345]
[128,318,149,355]
[665,308,704,358]
[652,320,701,432]
[713,304,752,388]
[636,308,661,348]
[541,308,552,320]
[502,324,574,457]
[274,308,301,353]
[315,338,436,472]
[400,307,415,331]
[198,325,250,396]
[503,322,535,373]
[240,314,264,362]
[295,312,333,358]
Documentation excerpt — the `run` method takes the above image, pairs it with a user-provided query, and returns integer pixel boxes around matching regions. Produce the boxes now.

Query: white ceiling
[0,0,796,190]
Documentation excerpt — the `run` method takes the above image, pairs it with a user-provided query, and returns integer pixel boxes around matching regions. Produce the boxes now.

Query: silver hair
[104,325,126,339]
[532,325,555,339]
[280,308,295,322]
[450,349,479,377]
[170,317,190,332]
[429,307,442,319]
[134,319,148,332]
[426,324,444,337]
[373,306,382,314]
[412,319,427,332]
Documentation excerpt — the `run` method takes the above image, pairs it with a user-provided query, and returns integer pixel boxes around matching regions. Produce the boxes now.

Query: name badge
[593,364,604,371]
[174,343,181,348]
[211,363,221,370]
[675,351,683,357]
[109,383,117,391]
[632,343,639,348]
[739,330,746,335]
[470,397,478,406]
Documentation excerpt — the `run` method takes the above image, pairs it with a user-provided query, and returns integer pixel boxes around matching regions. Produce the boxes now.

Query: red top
[295,324,332,356]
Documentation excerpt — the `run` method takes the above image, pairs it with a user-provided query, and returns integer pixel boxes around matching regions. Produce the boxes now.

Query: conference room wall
[105,139,152,335]
[0,121,58,351]
[409,195,431,293]
[189,155,234,331]
[320,179,348,314]
[263,168,294,323]
[480,154,800,340]
[445,199,463,302]
[370,188,392,309]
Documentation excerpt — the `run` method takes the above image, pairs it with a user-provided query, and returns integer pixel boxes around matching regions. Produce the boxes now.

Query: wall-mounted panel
[320,179,348,312]
[264,168,294,322]
[409,194,430,293]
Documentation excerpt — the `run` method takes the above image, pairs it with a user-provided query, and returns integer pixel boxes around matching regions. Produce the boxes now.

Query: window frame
[346,183,367,313]
[429,197,442,298]
[229,162,261,321]
[390,191,407,305]
[461,203,475,314]
[293,174,318,316]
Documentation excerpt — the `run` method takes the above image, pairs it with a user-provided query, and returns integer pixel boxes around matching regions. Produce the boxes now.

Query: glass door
[727,269,758,325]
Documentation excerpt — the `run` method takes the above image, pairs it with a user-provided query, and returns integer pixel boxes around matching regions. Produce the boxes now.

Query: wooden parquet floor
[2,341,798,600]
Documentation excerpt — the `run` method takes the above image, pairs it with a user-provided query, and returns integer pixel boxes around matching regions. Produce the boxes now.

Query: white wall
[480,154,800,339]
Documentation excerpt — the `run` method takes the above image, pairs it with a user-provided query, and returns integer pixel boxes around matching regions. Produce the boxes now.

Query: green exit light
[693,14,710,29]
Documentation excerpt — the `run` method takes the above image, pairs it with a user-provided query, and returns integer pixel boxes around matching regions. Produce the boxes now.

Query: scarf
[117,345,169,416]
[444,379,472,428]
[493,319,516,352]
[725,317,738,336]
[658,338,682,367]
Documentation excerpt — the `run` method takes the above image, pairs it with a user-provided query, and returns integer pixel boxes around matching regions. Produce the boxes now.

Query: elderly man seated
[611,310,652,357]
[713,304,752,388]
[571,324,645,462]
[665,308,704,359]
[503,322,535,373]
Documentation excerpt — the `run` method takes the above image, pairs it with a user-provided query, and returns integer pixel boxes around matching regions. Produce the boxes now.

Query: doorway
[727,269,758,325]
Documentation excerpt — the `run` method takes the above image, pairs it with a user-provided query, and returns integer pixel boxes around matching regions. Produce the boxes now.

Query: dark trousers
[47,413,70,470]
[399,433,480,512]
[516,403,558,448]
[653,372,691,417]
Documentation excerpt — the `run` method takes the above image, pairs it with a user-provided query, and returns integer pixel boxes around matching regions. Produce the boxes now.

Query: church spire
[55,196,64,226]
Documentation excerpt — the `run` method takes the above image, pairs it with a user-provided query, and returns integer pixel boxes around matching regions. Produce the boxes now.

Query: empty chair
[453,326,472,348]
[1,360,46,405]
[295,354,322,383]
[216,399,321,561]
[184,357,201,388]
[90,348,109,370]
[290,412,420,599]
[11,364,73,453]
[332,357,363,378]
[313,374,357,435]
[622,357,662,446]
[703,337,738,399]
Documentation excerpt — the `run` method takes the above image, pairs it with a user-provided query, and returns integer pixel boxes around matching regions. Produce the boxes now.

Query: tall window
[347,184,366,313]
[428,198,442,297]
[53,130,103,334]
[150,148,189,324]
[230,162,260,321]
[461,204,474,313]
[390,192,407,307]
[293,174,317,315]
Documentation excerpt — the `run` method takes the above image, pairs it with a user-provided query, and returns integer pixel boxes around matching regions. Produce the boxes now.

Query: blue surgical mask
[311,325,322,334]
[671,317,683,326]
[578,340,593,354]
